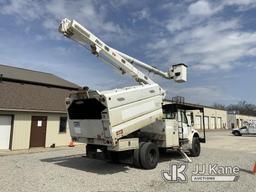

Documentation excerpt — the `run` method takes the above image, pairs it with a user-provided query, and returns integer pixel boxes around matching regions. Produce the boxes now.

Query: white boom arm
[59,18,187,85]
[114,49,187,82]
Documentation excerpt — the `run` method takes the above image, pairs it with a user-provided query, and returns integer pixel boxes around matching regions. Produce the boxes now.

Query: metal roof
[0,64,80,89]
[164,99,226,112]
[0,81,75,112]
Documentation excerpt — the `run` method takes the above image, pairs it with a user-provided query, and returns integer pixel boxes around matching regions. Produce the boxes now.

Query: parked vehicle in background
[232,120,256,136]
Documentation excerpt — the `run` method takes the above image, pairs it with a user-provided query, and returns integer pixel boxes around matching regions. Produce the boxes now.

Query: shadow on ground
[239,135,256,137]
[41,150,186,174]
[41,154,130,174]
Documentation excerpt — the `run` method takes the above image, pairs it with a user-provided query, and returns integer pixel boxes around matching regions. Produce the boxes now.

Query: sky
[0,0,256,106]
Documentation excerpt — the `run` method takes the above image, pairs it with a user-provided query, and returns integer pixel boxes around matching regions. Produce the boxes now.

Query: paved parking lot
[0,130,255,192]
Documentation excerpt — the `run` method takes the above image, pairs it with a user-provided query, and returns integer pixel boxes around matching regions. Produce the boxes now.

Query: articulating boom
[59,18,187,87]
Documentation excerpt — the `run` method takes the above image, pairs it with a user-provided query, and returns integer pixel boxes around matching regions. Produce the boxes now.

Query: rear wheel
[189,137,201,157]
[86,144,97,158]
[139,142,159,169]
[109,151,119,163]
[133,142,145,168]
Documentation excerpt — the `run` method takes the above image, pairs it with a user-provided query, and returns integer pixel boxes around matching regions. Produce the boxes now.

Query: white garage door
[195,116,201,129]
[210,117,216,129]
[217,117,221,129]
[0,116,12,149]
[204,116,209,129]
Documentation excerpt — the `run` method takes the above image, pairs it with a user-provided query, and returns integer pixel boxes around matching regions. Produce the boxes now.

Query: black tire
[133,142,145,168]
[233,131,241,136]
[86,144,97,158]
[86,144,97,152]
[133,148,141,168]
[189,137,201,157]
[109,151,119,163]
[140,142,159,169]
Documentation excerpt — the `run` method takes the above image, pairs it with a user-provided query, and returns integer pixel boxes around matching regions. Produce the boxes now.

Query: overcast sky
[0,0,256,105]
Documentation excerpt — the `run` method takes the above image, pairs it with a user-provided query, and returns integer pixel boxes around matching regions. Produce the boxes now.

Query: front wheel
[233,131,242,136]
[189,137,201,157]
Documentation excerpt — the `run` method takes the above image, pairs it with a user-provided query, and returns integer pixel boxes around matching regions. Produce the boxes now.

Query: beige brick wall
[188,108,227,130]
[0,111,71,150]
[228,114,256,128]
[12,113,31,150]
[45,114,71,147]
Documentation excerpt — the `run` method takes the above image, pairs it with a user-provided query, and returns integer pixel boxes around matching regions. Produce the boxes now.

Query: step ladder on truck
[58,18,206,169]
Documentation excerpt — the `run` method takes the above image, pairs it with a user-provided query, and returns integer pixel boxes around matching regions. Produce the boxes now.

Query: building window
[59,117,67,133]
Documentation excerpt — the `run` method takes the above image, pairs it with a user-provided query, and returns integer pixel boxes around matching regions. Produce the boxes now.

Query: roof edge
[1,77,80,90]
[0,64,54,76]
[164,99,227,111]
[0,108,67,114]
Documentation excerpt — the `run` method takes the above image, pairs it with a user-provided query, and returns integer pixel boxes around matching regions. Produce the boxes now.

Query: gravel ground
[0,130,255,192]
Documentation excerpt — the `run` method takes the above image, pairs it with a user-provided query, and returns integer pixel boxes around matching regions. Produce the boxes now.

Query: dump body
[67,84,164,147]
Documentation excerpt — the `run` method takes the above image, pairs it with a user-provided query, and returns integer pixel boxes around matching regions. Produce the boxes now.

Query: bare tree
[212,103,226,110]
[212,101,256,116]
